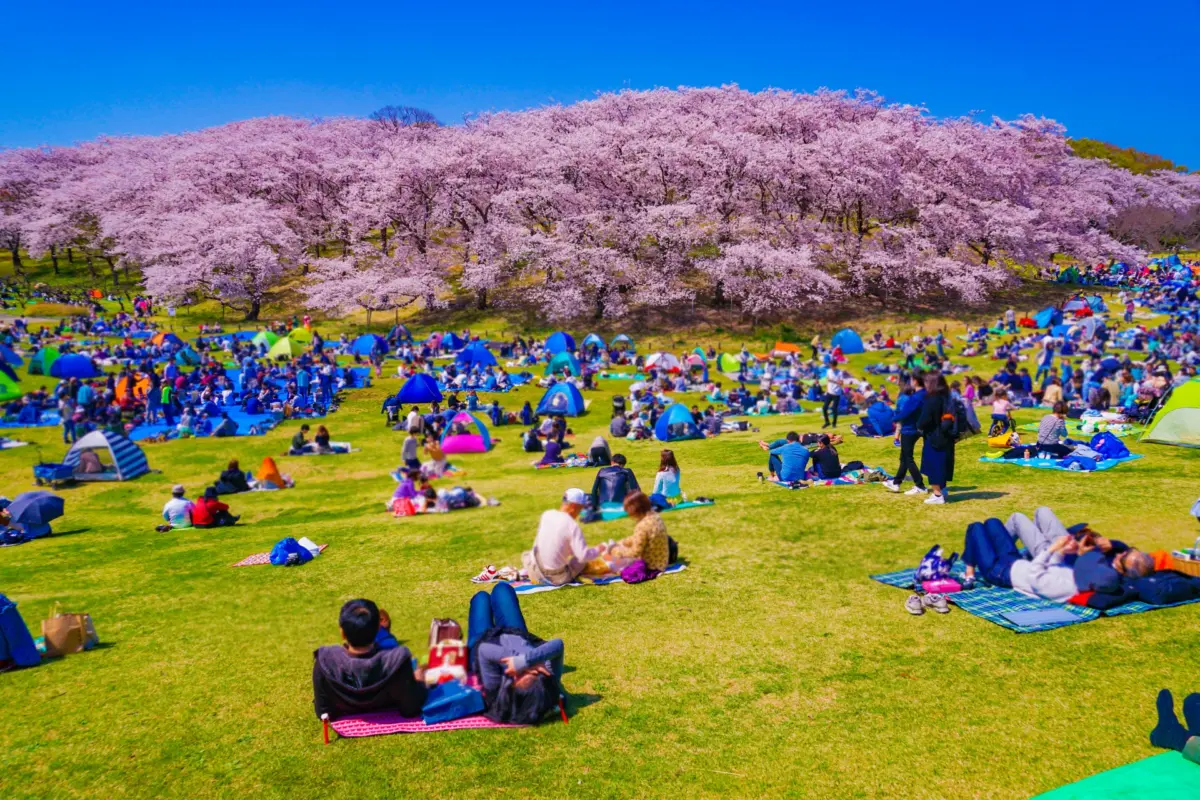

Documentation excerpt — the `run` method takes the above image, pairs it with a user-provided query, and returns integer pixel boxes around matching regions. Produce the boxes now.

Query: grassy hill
[1068,138,1191,174]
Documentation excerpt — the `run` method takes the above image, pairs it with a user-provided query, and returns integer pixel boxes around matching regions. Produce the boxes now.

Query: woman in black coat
[214,459,252,495]
[916,372,954,505]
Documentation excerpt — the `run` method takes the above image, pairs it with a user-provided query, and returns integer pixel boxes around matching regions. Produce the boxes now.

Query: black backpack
[947,395,976,441]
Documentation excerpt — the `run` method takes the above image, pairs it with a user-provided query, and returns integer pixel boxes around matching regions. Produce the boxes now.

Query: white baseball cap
[563,488,588,506]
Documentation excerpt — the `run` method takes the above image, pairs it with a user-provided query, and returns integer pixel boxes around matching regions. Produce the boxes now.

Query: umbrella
[7,491,65,526]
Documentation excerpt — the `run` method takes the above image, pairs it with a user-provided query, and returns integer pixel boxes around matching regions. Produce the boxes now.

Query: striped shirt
[1036,414,1067,445]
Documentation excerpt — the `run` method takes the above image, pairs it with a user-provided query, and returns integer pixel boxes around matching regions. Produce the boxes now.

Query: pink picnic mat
[329,711,525,738]
[231,544,327,567]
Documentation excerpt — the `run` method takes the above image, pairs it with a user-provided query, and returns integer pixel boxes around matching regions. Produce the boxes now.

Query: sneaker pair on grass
[882,481,932,498]
[905,593,949,615]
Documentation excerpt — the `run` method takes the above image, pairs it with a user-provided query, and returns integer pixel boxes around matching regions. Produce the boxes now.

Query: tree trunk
[381,227,390,256]
[49,245,59,273]
[244,299,261,321]
[366,308,373,329]
[341,240,349,258]
[66,246,74,263]
[85,253,97,278]
[104,255,119,287]
[713,279,725,306]
[476,287,488,310]
[8,245,21,270]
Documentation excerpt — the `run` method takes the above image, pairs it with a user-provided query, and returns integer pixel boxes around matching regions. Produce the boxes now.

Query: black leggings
[822,393,840,427]
[893,432,924,488]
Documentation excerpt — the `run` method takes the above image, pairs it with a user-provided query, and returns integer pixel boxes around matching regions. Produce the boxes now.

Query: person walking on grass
[884,371,927,496]
[916,371,955,505]
[821,364,844,429]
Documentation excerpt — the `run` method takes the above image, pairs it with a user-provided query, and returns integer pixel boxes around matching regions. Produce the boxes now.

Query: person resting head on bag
[467,583,563,725]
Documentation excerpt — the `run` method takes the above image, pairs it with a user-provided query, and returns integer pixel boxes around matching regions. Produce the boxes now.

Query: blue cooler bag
[0,594,41,667]
[422,681,485,724]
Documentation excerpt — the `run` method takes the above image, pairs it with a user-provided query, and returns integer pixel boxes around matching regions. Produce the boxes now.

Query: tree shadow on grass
[49,527,90,538]
[950,491,1008,503]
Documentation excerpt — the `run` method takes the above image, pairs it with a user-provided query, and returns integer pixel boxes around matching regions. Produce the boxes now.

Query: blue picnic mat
[512,562,687,594]
[594,500,714,522]
[871,564,1200,633]
[978,454,1142,472]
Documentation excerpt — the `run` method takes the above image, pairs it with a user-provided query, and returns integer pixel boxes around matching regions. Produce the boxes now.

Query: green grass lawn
[2,338,1199,799]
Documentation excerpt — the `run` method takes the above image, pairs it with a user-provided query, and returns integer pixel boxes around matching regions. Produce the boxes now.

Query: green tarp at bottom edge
[1032,752,1200,800]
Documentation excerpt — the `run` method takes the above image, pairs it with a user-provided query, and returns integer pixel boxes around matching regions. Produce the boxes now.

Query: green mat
[1032,753,1200,799]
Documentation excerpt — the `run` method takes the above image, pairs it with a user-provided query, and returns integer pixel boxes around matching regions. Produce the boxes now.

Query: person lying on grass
[961,507,1154,602]
[469,582,564,724]
[312,598,426,721]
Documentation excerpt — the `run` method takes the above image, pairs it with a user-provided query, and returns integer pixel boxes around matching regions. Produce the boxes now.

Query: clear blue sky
[4,0,1198,167]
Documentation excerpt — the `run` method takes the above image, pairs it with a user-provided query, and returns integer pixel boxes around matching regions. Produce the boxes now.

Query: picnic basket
[1172,538,1200,577]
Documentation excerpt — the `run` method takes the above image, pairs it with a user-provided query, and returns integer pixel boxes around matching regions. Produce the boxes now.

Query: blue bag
[1060,455,1098,471]
[268,537,313,566]
[422,680,485,724]
[0,594,41,667]
[1089,431,1129,460]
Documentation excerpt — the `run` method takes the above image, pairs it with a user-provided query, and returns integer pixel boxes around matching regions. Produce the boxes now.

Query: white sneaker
[923,493,945,505]
[905,486,928,496]
[883,481,900,493]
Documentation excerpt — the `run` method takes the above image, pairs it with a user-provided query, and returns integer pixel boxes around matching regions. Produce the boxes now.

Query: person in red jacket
[191,486,240,528]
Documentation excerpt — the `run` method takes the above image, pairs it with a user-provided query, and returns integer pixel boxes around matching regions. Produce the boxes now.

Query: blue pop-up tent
[0,344,23,367]
[441,332,466,351]
[350,334,387,356]
[581,333,605,350]
[610,334,635,351]
[535,382,586,416]
[456,342,497,370]
[1035,307,1062,328]
[830,328,865,355]
[545,331,576,355]
[395,373,444,404]
[654,402,703,442]
[49,354,100,379]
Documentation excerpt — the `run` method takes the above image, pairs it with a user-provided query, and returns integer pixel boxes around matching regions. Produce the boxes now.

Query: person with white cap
[521,488,607,586]
[158,484,193,531]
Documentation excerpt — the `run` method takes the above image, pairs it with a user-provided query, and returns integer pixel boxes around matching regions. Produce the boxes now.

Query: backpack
[1089,431,1129,460]
[914,545,958,583]
[472,626,562,725]
[269,537,314,566]
[948,395,976,441]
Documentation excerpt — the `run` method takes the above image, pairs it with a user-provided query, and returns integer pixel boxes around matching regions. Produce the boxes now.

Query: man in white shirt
[405,406,423,433]
[822,367,844,429]
[521,489,606,586]
[159,484,193,531]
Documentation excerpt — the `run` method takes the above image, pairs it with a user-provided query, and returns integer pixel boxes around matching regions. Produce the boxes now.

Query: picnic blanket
[532,455,590,469]
[0,411,61,429]
[978,454,1142,472]
[592,500,714,522]
[770,467,890,488]
[511,561,688,595]
[329,711,525,738]
[289,441,359,455]
[0,440,29,450]
[232,543,327,567]
[1032,753,1199,799]
[870,563,1200,633]
[1016,420,1144,438]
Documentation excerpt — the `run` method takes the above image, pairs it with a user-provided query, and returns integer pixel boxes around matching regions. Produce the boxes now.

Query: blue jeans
[62,420,76,443]
[468,582,528,650]
[962,518,1020,587]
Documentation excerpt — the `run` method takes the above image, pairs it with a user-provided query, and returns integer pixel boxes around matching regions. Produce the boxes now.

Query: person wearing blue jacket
[855,400,895,437]
[758,432,810,483]
[884,374,926,494]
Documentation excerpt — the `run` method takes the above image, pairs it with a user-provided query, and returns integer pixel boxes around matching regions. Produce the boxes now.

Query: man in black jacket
[312,599,427,720]
[590,454,640,508]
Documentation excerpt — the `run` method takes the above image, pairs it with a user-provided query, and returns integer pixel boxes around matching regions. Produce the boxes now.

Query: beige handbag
[41,603,99,657]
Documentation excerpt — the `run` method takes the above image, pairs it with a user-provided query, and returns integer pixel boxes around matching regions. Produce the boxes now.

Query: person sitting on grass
[288,424,311,455]
[587,436,612,467]
[314,424,333,453]
[606,491,670,572]
[757,432,810,484]
[468,582,563,724]
[1149,689,1200,765]
[214,459,251,495]
[212,411,238,438]
[590,454,640,508]
[538,438,565,467]
[809,434,866,480]
[157,484,192,531]
[190,486,240,528]
[521,488,607,586]
[960,507,1154,602]
[1034,401,1071,452]
[312,598,426,722]
[651,449,684,507]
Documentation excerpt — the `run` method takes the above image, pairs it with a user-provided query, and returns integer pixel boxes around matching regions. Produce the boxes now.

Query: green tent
[716,353,741,373]
[267,336,302,361]
[0,372,21,402]
[544,351,581,377]
[251,331,279,349]
[1142,379,1200,448]
[288,327,314,345]
[27,347,60,376]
